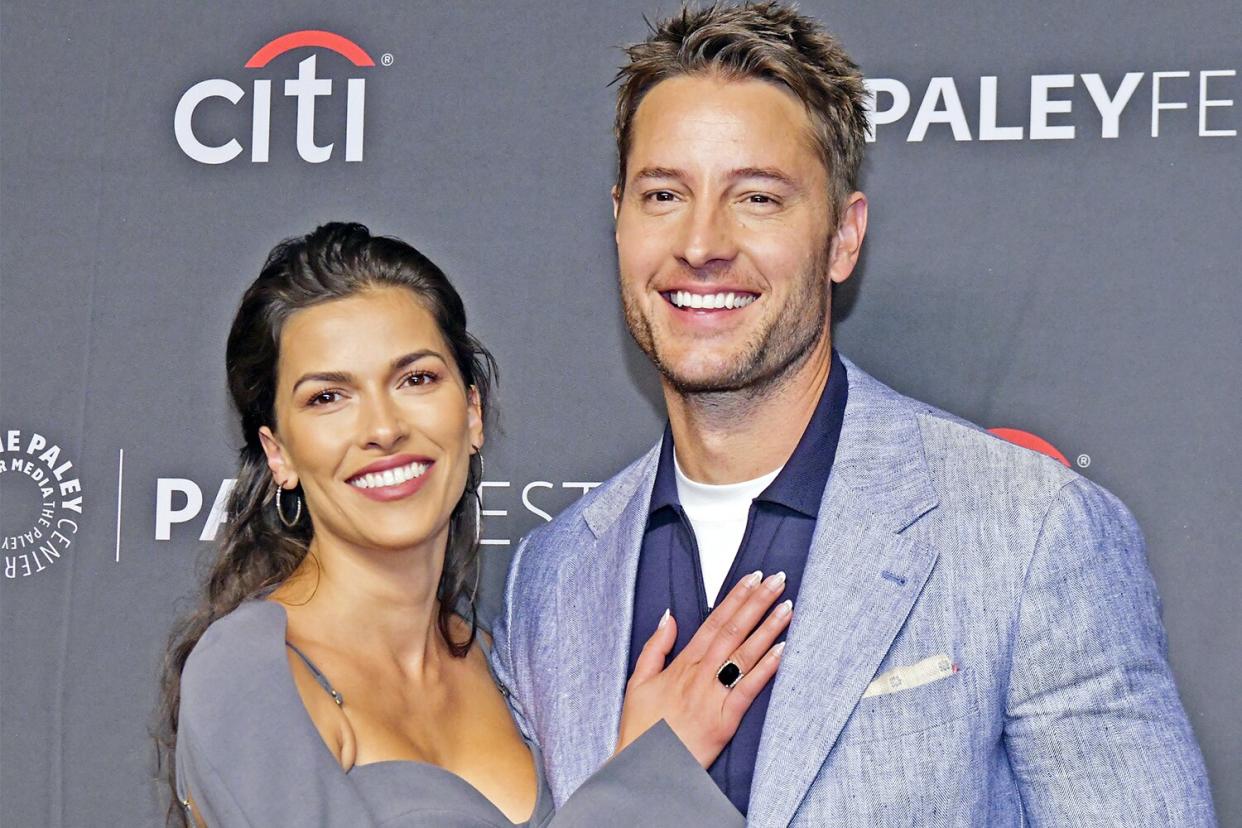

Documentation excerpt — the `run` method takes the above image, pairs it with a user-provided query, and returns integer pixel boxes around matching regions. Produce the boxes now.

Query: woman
[156,223,792,826]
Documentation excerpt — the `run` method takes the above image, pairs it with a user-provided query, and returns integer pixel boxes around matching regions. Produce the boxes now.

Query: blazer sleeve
[545,721,743,828]
[490,533,536,741]
[1003,477,1216,825]
[175,617,379,827]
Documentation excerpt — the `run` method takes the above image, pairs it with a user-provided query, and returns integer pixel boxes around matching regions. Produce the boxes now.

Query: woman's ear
[467,386,484,454]
[258,426,298,489]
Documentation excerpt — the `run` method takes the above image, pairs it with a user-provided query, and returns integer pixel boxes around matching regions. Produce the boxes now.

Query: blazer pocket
[835,654,974,747]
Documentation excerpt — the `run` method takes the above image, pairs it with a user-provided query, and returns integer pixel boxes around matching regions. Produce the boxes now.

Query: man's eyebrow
[730,167,797,187]
[630,166,798,187]
[632,166,686,182]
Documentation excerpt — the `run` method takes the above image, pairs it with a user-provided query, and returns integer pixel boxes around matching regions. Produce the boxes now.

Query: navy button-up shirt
[626,351,849,814]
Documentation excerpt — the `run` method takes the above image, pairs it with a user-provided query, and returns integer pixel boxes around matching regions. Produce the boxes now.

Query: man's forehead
[632,165,798,187]
[634,73,807,126]
[627,74,823,177]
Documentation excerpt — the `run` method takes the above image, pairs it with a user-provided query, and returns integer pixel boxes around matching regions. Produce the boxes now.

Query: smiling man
[491,3,1214,825]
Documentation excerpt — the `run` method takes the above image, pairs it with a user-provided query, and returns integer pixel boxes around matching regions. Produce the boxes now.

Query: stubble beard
[620,247,832,404]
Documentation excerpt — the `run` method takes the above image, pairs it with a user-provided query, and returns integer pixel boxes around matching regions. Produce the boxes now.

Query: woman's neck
[273,526,452,678]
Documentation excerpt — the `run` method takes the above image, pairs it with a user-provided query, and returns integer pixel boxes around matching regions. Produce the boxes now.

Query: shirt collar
[756,349,848,516]
[648,349,849,518]
[649,420,681,513]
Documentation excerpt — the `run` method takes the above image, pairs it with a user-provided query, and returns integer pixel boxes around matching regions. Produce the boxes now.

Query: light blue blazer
[491,356,1215,826]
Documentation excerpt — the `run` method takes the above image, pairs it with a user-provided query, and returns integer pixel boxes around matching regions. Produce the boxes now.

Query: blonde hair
[614,2,869,225]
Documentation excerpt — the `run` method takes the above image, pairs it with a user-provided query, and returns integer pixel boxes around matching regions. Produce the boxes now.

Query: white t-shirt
[674,454,782,607]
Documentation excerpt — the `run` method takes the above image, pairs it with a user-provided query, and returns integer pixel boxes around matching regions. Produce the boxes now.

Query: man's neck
[665,335,833,484]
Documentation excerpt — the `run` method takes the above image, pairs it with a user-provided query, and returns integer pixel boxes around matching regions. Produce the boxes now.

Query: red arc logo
[244,30,375,68]
[987,428,1071,467]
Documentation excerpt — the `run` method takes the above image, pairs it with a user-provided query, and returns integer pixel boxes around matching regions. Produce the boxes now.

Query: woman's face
[259,285,483,558]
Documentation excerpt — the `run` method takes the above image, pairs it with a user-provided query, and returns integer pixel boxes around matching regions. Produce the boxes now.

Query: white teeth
[668,291,756,310]
[349,460,429,490]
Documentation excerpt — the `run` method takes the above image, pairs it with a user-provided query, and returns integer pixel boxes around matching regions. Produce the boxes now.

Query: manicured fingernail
[771,641,786,658]
[745,570,764,587]
[766,571,787,590]
[658,608,671,630]
[775,599,793,618]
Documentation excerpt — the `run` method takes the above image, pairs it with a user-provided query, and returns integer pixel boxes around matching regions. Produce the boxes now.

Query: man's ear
[258,426,298,489]
[828,192,869,285]
[466,386,484,454]
[611,185,622,222]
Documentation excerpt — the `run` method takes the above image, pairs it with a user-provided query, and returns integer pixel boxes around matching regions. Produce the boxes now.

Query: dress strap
[284,641,345,707]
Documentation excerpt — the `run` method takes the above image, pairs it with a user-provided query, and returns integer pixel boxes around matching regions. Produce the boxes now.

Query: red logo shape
[988,428,1070,467]
[245,30,375,68]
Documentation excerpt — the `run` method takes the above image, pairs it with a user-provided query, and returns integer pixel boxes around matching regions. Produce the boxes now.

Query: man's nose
[360,393,407,451]
[676,200,738,271]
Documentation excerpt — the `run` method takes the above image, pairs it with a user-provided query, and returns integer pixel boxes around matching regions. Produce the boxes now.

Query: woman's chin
[337,518,449,558]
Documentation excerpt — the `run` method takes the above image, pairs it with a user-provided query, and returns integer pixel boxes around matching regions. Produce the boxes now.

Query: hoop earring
[473,450,486,485]
[466,446,486,551]
[473,490,482,549]
[472,451,485,549]
[468,490,483,633]
[463,450,485,639]
[275,484,302,528]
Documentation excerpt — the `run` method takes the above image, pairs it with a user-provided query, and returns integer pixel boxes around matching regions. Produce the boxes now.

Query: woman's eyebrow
[291,370,353,394]
[290,351,446,394]
[390,350,445,373]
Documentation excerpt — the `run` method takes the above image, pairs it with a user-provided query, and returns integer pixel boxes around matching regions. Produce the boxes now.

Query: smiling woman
[258,287,487,616]
[154,223,790,827]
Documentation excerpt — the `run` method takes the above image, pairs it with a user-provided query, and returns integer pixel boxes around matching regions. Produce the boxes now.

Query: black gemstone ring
[716,659,744,688]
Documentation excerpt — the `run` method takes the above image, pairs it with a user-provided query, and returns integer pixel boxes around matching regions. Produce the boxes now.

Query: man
[491,3,1215,824]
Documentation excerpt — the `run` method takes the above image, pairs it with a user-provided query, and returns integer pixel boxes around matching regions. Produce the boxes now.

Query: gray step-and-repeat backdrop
[2,1,1238,824]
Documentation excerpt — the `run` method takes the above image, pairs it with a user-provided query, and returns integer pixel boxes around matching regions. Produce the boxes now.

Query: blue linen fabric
[628,349,848,814]
[490,355,1217,826]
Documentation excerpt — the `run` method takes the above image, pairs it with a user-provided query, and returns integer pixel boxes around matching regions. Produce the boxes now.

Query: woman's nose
[360,394,407,451]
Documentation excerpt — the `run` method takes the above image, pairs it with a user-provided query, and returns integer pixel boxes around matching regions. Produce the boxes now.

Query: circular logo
[1,430,83,580]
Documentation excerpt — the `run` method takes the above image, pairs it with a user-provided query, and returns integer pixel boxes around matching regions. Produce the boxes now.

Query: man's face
[615,73,863,395]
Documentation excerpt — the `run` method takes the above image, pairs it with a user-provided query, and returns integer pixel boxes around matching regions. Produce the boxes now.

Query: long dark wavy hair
[153,222,497,824]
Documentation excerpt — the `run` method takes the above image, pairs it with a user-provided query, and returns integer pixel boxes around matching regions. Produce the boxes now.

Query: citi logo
[175,30,377,165]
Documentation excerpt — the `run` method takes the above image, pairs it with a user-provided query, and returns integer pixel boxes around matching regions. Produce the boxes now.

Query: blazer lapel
[545,445,661,801]
[750,359,941,827]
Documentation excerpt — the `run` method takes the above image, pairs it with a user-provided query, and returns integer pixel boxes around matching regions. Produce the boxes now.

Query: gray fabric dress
[175,600,742,827]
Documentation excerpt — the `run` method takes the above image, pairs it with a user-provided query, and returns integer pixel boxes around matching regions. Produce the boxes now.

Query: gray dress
[175,600,743,827]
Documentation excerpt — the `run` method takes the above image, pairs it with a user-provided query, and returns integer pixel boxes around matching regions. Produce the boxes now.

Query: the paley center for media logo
[175,29,379,164]
[1,430,83,579]
[863,69,1237,142]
